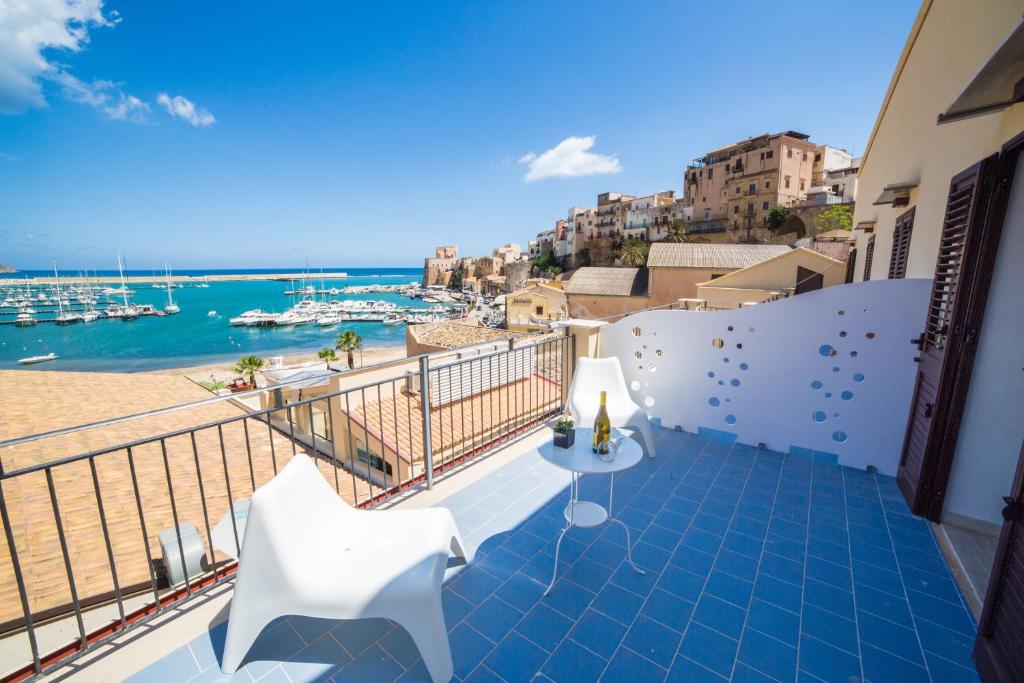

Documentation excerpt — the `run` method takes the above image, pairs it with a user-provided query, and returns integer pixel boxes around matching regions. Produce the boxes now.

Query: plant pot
[553,429,575,449]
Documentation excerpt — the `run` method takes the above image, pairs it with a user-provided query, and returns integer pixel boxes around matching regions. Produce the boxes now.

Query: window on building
[357,446,394,477]
[800,180,805,191]
[832,184,840,194]
[733,205,739,214]
[704,209,710,220]
[707,168,713,180]
[765,180,771,189]
[762,201,769,210]
[748,183,755,193]
[815,152,822,162]
[784,176,791,189]
[747,202,753,213]
[735,187,740,195]
[535,305,544,315]
[888,207,915,279]
[787,148,793,158]
[760,152,765,160]
[863,235,876,281]
[802,152,808,161]
[766,150,774,159]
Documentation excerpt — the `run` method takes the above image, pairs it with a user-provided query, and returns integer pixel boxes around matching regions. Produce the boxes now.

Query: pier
[9,272,349,285]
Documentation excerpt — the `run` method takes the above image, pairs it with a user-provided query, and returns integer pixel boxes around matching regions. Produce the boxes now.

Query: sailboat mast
[118,252,130,307]
[165,262,173,306]
[53,260,64,317]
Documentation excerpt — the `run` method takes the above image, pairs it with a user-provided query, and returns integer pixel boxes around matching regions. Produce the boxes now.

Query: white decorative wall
[599,279,932,475]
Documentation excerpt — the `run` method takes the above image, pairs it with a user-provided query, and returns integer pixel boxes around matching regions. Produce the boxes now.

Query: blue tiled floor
[129,427,981,682]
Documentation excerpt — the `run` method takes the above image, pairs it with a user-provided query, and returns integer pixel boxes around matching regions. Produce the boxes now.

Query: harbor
[0,268,507,371]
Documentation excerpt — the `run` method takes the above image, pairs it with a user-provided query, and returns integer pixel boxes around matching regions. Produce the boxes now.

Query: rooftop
[409,320,516,350]
[647,244,793,270]
[564,268,648,297]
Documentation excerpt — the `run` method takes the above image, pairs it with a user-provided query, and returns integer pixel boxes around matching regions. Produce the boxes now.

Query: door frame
[908,132,1024,521]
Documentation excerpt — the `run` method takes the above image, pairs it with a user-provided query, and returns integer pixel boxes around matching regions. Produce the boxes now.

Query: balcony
[0,284,983,683]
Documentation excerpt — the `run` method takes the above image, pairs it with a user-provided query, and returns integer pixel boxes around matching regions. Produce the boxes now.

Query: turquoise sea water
[0,268,424,372]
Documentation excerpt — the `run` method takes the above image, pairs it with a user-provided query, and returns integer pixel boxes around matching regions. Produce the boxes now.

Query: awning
[938,19,1024,125]
[873,181,919,206]
[855,220,877,233]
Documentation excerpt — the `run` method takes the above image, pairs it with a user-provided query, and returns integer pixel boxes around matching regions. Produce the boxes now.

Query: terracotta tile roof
[412,321,516,349]
[0,370,371,624]
[564,267,648,297]
[647,243,792,269]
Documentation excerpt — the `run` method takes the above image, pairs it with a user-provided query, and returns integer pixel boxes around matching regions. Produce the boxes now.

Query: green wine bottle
[592,390,611,454]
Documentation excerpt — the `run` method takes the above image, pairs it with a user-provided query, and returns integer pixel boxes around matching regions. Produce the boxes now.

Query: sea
[0,268,425,372]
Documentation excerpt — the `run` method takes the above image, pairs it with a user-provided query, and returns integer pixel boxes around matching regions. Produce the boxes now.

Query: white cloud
[0,0,118,114]
[50,71,149,122]
[518,136,622,182]
[156,93,215,127]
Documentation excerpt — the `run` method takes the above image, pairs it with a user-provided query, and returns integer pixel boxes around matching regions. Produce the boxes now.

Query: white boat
[163,264,179,314]
[80,310,99,323]
[316,314,341,326]
[195,276,210,288]
[14,311,36,326]
[207,310,218,317]
[18,352,57,365]
[382,313,405,325]
[230,309,264,326]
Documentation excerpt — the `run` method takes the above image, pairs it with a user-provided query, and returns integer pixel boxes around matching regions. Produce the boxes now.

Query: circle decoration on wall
[853,373,864,382]
[813,411,827,423]
[709,397,721,407]
[811,380,823,389]
[725,414,737,425]
[832,430,848,443]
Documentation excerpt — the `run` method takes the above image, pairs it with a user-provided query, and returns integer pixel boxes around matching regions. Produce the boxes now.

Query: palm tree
[234,354,264,388]
[619,237,649,267]
[664,219,688,243]
[335,330,363,369]
[317,347,337,369]
[663,218,710,244]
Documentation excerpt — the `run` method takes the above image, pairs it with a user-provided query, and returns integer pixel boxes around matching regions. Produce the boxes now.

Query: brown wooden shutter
[845,247,857,283]
[888,207,915,279]
[863,235,875,281]
[923,168,987,351]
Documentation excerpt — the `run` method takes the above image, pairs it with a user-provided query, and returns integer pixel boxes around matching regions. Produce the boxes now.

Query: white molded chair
[568,356,657,458]
[221,455,467,682]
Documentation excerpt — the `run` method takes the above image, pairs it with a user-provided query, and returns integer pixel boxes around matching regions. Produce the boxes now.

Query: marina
[0,268,504,371]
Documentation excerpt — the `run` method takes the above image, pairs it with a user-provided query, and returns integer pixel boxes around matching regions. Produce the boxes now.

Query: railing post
[419,355,434,489]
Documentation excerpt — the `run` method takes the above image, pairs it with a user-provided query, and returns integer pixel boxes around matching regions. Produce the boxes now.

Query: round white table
[538,428,646,595]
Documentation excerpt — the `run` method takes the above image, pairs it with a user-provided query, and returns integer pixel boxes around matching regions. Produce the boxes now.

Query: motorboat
[230,309,265,326]
[14,311,36,326]
[18,352,57,365]
[80,310,99,323]
[207,310,218,317]
[317,313,341,326]
[382,313,405,325]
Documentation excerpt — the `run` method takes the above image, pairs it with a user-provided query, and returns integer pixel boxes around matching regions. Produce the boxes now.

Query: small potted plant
[552,417,575,449]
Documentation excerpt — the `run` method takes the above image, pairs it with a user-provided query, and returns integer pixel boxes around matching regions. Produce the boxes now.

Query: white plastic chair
[568,356,658,458]
[221,454,467,682]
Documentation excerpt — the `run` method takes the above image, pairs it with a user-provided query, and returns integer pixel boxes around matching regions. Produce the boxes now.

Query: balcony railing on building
[0,330,573,680]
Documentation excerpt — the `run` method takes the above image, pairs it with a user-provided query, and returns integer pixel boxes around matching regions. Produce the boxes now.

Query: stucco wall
[852,0,1024,281]
[648,267,730,307]
[566,293,651,320]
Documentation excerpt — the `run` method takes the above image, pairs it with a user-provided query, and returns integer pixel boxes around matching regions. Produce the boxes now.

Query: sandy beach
[151,344,410,384]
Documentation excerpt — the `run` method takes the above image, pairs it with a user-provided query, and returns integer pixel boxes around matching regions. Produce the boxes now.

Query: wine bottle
[592,390,611,454]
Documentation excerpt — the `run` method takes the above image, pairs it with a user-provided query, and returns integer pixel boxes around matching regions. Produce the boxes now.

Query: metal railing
[0,330,573,680]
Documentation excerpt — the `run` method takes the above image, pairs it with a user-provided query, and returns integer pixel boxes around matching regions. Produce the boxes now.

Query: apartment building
[811,144,854,185]
[623,191,675,240]
[683,131,818,239]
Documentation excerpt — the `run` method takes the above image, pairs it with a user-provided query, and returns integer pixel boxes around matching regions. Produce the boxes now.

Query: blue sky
[0,1,920,270]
